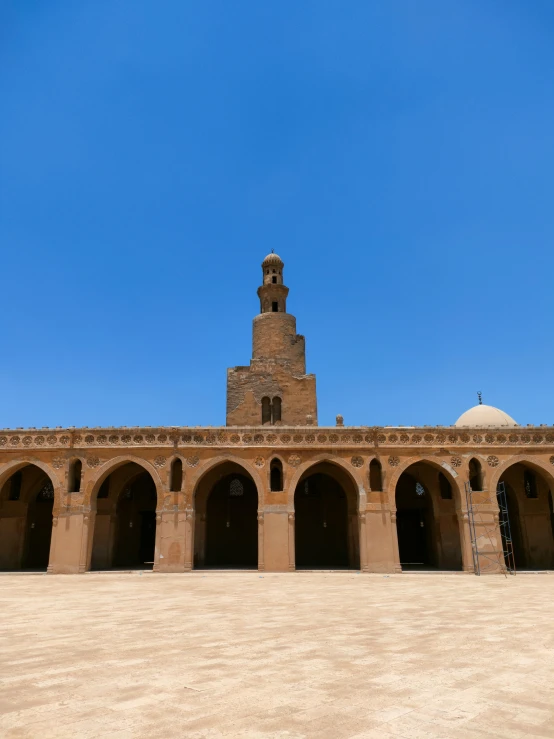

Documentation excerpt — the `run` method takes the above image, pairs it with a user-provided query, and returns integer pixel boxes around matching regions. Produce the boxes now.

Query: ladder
[464,481,516,576]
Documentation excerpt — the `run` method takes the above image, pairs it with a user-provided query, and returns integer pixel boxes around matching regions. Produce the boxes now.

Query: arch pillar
[358,512,368,572]
[155,501,190,574]
[47,489,92,574]
[457,509,476,573]
[288,512,295,571]
[390,511,402,573]
[258,511,265,571]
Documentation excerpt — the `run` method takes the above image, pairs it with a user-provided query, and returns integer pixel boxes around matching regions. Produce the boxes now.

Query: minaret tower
[257,251,288,314]
[226,253,318,426]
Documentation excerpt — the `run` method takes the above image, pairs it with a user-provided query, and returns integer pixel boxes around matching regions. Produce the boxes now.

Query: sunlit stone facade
[1,255,553,574]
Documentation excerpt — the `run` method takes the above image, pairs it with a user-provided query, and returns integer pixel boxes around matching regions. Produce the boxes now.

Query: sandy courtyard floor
[0,572,553,739]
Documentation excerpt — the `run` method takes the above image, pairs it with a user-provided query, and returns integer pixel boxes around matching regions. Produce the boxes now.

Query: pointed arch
[286,454,366,512]
[192,457,261,569]
[393,458,464,571]
[0,460,61,571]
[386,456,462,510]
[189,455,264,509]
[85,455,164,509]
[0,459,63,507]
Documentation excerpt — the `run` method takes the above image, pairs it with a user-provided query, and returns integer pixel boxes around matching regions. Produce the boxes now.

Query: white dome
[454,404,518,428]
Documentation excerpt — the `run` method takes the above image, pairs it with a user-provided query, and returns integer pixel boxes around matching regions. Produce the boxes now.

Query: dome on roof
[454,404,518,428]
[262,252,283,267]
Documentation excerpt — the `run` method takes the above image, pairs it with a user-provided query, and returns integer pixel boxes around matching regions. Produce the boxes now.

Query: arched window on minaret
[270,459,283,491]
[272,397,282,423]
[262,396,271,425]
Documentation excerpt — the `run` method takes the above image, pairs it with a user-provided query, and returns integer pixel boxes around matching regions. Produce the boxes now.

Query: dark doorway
[498,464,554,570]
[205,474,258,568]
[114,473,157,568]
[395,473,436,569]
[294,473,352,569]
[503,484,525,569]
[24,481,54,569]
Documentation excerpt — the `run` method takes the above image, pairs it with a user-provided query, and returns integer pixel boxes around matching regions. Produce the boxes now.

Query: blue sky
[1,1,553,429]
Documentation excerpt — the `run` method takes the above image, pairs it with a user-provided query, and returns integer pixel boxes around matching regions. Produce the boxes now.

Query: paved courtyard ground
[0,572,553,739]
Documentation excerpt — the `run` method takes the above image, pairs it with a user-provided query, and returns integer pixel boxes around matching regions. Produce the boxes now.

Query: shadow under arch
[87,456,162,571]
[86,455,164,509]
[192,458,261,569]
[387,456,463,509]
[292,459,362,570]
[0,460,61,571]
[394,459,463,572]
[491,456,554,570]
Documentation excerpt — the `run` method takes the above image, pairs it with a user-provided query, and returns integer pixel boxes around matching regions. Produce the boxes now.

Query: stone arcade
[1,253,554,574]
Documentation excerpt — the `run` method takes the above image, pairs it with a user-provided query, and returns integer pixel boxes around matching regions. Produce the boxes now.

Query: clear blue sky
[2,1,553,429]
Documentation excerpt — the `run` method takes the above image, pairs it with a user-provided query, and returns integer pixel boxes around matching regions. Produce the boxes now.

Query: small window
[170,459,183,492]
[230,478,244,496]
[272,276,277,284]
[272,269,276,273]
[69,459,82,493]
[37,481,54,500]
[524,470,537,498]
[8,471,22,501]
[262,396,271,425]
[272,396,282,423]
[270,459,283,491]
[272,302,278,312]
[369,459,382,491]
[266,269,269,274]
[439,472,452,499]
[469,458,483,492]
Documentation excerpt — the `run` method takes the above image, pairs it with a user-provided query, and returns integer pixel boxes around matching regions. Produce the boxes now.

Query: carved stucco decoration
[186,455,199,467]
[86,457,100,468]
[154,456,167,468]
[487,455,499,467]
[52,458,65,469]
[388,456,400,467]
[3,426,554,452]
[288,454,301,467]
[351,456,364,468]
[450,457,462,468]
[254,456,265,467]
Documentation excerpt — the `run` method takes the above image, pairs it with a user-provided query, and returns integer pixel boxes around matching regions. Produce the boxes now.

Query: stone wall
[1,424,553,574]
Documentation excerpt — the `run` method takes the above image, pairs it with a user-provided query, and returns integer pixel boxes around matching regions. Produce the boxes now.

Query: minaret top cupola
[258,251,289,314]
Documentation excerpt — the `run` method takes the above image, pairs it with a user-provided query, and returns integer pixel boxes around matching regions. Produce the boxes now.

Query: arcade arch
[193,461,259,569]
[90,462,158,570]
[0,463,56,570]
[293,461,360,570]
[498,461,554,570]
[394,461,463,571]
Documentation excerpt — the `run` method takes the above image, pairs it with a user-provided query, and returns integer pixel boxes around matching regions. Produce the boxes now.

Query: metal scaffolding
[465,480,516,576]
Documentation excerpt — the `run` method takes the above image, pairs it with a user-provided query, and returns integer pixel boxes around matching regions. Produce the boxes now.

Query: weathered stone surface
[1,572,554,738]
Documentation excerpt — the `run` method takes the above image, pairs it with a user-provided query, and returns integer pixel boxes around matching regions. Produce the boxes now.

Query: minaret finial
[477,391,482,405]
